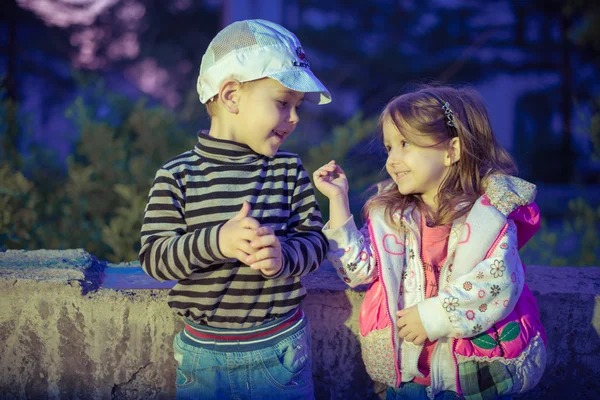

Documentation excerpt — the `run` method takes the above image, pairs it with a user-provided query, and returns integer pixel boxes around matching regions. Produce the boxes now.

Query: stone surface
[0,249,599,400]
[0,249,105,293]
[0,279,179,400]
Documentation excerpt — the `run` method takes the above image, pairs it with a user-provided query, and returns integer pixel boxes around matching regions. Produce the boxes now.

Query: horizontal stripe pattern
[139,133,327,329]
[181,308,305,351]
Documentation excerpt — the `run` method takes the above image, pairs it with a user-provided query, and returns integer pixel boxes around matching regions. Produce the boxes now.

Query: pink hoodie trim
[363,219,402,386]
[508,203,541,250]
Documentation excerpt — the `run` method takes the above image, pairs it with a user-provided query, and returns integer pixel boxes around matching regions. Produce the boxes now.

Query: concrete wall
[0,249,598,400]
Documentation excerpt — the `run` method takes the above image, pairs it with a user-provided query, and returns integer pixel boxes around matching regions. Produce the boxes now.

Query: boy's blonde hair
[364,85,517,227]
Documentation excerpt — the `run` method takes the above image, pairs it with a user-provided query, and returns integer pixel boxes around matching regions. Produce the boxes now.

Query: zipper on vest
[425,342,436,400]
[368,221,402,386]
[437,247,461,395]
[401,218,427,380]
[415,249,427,369]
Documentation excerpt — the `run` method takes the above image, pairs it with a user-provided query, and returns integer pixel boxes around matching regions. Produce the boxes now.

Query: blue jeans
[386,382,512,400]
[173,322,314,400]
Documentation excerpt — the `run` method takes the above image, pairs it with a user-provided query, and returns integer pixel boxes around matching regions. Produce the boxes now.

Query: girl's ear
[218,79,242,114]
[445,137,461,166]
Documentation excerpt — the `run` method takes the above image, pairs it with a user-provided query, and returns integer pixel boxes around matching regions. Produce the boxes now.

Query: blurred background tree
[0,0,598,264]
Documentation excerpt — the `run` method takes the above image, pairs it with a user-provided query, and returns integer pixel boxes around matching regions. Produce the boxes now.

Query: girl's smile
[393,171,409,181]
[383,119,453,212]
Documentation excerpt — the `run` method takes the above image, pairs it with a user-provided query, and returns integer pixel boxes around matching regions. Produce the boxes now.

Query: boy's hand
[313,160,349,200]
[396,307,428,345]
[219,201,260,262]
[245,226,283,276]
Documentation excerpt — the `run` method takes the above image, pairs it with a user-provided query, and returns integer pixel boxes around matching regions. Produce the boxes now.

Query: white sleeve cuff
[322,216,358,252]
[322,215,356,232]
[417,296,454,341]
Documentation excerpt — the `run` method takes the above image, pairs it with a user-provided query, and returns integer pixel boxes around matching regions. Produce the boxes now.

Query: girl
[313,86,546,400]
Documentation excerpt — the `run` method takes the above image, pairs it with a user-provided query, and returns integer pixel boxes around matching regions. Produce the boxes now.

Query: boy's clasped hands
[218,201,283,276]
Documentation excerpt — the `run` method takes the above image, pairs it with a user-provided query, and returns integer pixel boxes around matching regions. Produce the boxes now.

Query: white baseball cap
[197,19,332,105]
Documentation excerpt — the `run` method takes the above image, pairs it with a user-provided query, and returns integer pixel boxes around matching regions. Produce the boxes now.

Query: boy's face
[234,78,304,156]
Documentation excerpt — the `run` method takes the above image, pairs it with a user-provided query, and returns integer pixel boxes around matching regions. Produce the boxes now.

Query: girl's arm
[328,193,352,229]
[417,220,524,341]
[323,217,378,287]
[313,160,378,287]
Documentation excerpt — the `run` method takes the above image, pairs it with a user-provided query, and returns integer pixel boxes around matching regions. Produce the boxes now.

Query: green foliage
[572,94,600,163]
[0,81,22,170]
[101,184,149,263]
[55,92,197,262]
[561,198,600,265]
[0,163,39,248]
[521,219,566,266]
[0,80,199,262]
[521,197,600,266]
[1,82,597,265]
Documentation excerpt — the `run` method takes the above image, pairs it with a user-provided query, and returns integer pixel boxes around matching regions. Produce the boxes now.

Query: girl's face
[383,118,454,212]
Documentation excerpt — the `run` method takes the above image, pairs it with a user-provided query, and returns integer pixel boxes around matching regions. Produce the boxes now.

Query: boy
[139,19,331,400]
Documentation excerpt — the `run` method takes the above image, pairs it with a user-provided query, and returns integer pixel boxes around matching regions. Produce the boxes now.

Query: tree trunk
[4,0,17,103]
[560,11,574,182]
[2,0,21,170]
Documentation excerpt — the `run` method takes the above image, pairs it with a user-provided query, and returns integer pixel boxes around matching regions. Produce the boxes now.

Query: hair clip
[421,91,458,132]
[442,101,456,127]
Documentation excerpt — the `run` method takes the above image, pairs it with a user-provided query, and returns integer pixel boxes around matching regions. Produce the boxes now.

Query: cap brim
[268,69,332,105]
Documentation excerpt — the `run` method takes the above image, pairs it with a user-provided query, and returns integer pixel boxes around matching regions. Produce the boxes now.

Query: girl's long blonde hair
[363,85,517,226]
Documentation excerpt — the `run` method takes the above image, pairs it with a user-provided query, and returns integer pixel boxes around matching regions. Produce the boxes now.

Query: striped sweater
[139,132,327,329]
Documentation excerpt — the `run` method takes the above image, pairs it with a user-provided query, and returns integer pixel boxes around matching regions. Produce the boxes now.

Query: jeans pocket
[173,333,197,389]
[259,327,312,389]
[276,332,310,375]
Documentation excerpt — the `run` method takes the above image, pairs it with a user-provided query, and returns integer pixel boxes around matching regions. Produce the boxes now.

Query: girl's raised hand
[312,160,349,200]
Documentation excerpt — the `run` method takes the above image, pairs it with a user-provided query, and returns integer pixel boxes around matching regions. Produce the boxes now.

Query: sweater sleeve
[265,160,328,279]
[139,168,227,281]
[418,220,524,341]
[322,216,378,287]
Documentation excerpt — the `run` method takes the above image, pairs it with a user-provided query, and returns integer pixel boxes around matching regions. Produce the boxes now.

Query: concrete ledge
[0,249,599,399]
[0,249,104,293]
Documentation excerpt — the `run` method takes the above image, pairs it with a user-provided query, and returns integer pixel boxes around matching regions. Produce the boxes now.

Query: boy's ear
[218,79,242,114]
[445,137,461,166]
